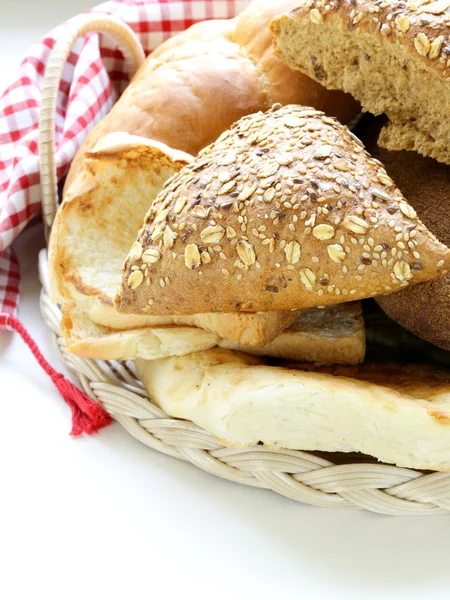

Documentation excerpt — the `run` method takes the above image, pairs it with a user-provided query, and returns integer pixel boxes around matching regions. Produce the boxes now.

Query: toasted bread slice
[136,348,450,472]
[62,301,365,365]
[61,303,219,360]
[222,302,365,364]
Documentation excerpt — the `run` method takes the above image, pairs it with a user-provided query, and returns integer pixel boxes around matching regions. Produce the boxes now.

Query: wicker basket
[37,15,450,517]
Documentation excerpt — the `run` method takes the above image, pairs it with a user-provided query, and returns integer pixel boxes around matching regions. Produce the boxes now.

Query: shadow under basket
[37,14,450,517]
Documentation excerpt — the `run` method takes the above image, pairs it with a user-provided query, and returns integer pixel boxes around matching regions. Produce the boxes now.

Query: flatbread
[136,348,450,472]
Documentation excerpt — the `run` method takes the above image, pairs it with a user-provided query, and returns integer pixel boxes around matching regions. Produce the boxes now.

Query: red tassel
[0,313,112,436]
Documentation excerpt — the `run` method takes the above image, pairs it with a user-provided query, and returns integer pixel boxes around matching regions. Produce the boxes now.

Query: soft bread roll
[62,301,365,365]
[117,105,450,316]
[136,348,450,472]
[49,133,301,346]
[271,0,450,165]
[64,0,358,191]
[362,132,450,350]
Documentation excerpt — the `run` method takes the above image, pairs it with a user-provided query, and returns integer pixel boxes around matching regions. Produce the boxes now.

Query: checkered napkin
[0,0,249,320]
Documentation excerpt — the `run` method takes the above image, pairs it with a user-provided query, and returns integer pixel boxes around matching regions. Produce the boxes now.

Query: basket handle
[39,14,145,234]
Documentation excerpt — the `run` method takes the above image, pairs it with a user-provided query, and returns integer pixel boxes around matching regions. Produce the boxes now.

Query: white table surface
[1,3,450,600]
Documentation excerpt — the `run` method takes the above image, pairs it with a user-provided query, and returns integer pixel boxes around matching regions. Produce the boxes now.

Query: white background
[1,2,450,599]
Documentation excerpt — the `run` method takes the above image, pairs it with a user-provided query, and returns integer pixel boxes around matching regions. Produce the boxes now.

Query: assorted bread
[271,0,450,165]
[116,105,450,316]
[63,301,365,364]
[64,0,358,191]
[49,0,450,472]
[50,132,303,347]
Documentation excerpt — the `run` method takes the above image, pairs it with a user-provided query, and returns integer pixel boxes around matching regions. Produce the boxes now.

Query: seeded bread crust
[116,105,450,316]
[271,0,450,165]
[50,132,302,347]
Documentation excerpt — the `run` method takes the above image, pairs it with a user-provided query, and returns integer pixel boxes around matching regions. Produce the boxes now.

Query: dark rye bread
[358,119,450,350]
[116,105,450,316]
[271,0,450,165]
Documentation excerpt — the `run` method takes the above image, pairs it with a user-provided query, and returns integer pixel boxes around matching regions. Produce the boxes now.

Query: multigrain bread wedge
[136,347,450,472]
[357,119,450,350]
[117,105,450,316]
[64,0,358,190]
[62,301,365,364]
[270,0,450,165]
[49,133,302,346]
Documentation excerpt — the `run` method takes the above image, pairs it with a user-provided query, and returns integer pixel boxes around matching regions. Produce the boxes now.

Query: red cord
[0,313,112,436]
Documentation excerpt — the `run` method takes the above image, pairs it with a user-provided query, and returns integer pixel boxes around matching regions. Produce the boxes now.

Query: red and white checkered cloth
[0,0,250,319]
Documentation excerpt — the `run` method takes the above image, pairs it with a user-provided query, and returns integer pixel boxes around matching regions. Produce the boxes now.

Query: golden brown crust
[64,0,358,191]
[116,105,450,315]
[50,133,303,347]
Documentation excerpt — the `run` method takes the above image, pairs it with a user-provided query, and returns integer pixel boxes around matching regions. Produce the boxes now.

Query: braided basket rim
[37,14,450,517]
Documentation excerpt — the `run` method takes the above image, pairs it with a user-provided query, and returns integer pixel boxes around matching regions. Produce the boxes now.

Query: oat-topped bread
[271,0,450,165]
[49,132,302,347]
[116,105,450,316]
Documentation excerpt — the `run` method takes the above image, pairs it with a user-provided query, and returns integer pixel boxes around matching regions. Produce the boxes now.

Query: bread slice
[62,301,365,365]
[357,119,450,350]
[49,133,301,346]
[221,302,365,364]
[61,303,219,360]
[136,347,450,472]
[271,0,450,165]
[117,105,450,316]
[379,121,450,166]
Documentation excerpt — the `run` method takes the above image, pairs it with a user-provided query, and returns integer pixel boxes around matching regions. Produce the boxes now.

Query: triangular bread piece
[270,1,450,165]
[136,347,450,472]
[49,133,301,346]
[62,301,365,365]
[117,105,450,316]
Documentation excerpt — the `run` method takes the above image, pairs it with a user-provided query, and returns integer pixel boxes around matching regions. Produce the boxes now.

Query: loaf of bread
[64,0,358,190]
[50,133,302,346]
[357,118,450,350]
[117,105,450,316]
[271,0,450,165]
[62,301,365,365]
[136,347,450,472]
